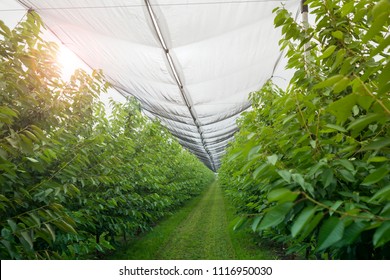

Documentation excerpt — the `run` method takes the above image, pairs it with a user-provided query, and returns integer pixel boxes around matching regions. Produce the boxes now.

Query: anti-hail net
[17,0,300,170]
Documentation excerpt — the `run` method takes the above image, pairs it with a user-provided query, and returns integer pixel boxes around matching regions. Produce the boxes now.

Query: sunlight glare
[57,45,87,80]
[56,44,127,113]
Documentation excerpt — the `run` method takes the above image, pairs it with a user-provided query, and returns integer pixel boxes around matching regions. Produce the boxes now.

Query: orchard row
[0,14,214,259]
[219,0,390,259]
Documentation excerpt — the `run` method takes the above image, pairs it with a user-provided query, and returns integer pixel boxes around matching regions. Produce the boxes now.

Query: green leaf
[334,159,355,172]
[53,220,77,234]
[339,169,355,183]
[267,154,278,165]
[26,157,39,163]
[7,219,18,232]
[333,77,350,93]
[363,11,388,43]
[45,223,56,242]
[371,35,390,57]
[20,231,34,249]
[332,31,343,40]
[232,217,247,231]
[360,66,379,83]
[302,182,315,196]
[248,145,261,160]
[268,188,299,203]
[20,134,34,154]
[340,57,355,75]
[251,216,262,232]
[0,106,18,118]
[330,49,346,72]
[320,45,337,59]
[372,0,390,19]
[378,61,390,83]
[228,151,242,163]
[321,168,335,188]
[258,202,293,230]
[291,206,316,237]
[277,170,291,183]
[0,194,10,203]
[28,212,41,227]
[329,201,343,216]
[299,212,324,241]
[292,173,305,188]
[307,161,326,178]
[253,163,268,179]
[313,75,344,90]
[317,217,345,251]
[0,239,15,259]
[29,125,46,141]
[380,204,390,217]
[356,94,374,111]
[362,137,390,151]
[369,185,390,203]
[325,123,347,133]
[373,221,390,247]
[327,93,357,123]
[0,20,11,36]
[362,165,389,186]
[23,130,39,142]
[274,9,287,27]
[377,62,390,95]
[341,1,354,17]
[368,157,389,163]
[347,113,385,135]
[339,222,367,246]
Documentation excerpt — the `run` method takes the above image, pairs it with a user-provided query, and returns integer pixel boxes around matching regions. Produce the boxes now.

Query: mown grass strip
[156,181,235,259]
[107,181,279,260]
[106,189,206,260]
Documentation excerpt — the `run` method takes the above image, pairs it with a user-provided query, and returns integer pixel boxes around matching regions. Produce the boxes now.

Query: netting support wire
[301,0,310,69]
[144,0,216,171]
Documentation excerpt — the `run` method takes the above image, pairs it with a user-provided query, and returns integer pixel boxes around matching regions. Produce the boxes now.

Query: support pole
[301,0,310,70]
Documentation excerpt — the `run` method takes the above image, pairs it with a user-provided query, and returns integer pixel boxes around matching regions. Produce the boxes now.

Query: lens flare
[57,45,85,80]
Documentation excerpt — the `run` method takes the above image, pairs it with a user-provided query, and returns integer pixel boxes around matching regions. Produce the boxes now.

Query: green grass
[156,180,235,259]
[106,181,279,260]
[107,190,206,260]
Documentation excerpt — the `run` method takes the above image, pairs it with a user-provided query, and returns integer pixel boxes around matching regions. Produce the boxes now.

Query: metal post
[301,0,310,70]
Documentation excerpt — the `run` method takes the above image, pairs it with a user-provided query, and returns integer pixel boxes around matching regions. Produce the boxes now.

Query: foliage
[0,12,214,259]
[219,0,390,259]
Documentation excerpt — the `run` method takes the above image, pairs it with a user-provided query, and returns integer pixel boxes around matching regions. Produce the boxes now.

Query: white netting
[9,0,300,170]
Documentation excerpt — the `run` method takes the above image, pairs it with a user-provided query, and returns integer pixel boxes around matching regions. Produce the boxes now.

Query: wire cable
[0,0,296,12]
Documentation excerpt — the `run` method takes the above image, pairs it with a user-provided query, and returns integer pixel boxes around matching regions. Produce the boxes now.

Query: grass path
[108,181,275,260]
[156,180,235,259]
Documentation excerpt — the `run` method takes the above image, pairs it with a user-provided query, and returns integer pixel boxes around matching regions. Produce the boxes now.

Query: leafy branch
[300,191,390,222]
